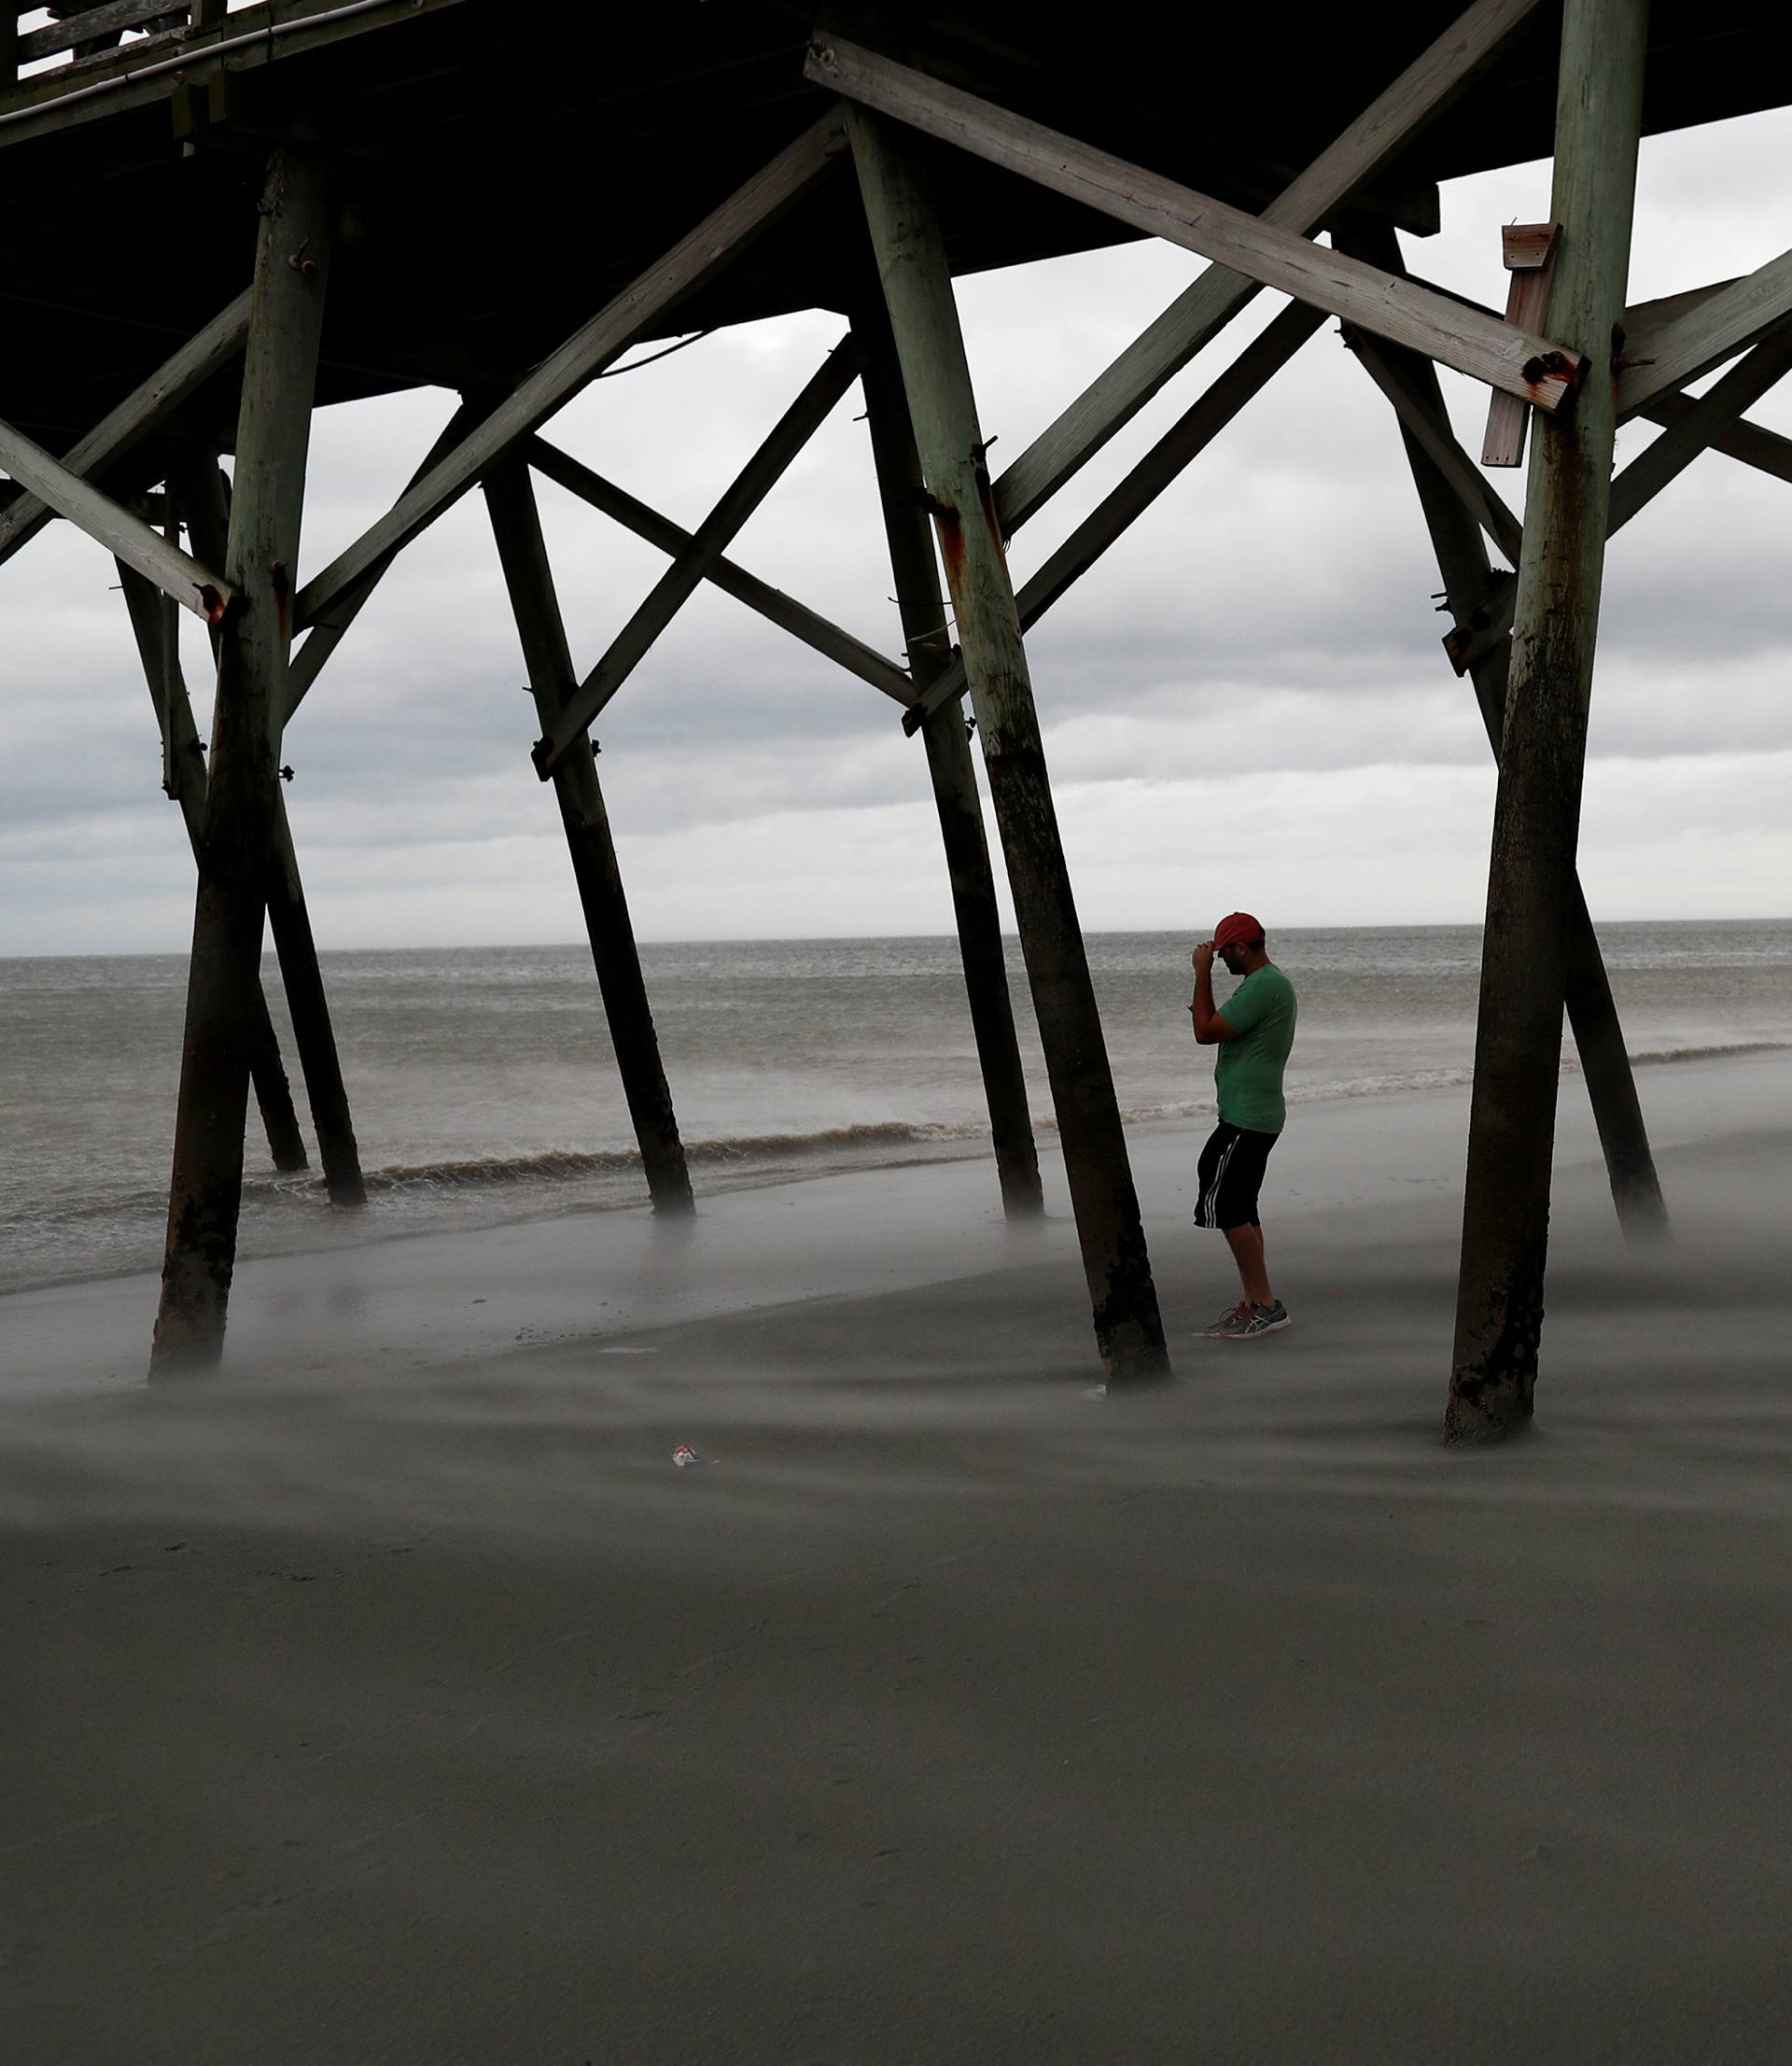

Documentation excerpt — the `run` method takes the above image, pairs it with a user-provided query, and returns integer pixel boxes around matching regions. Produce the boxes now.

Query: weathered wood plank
[985,0,1552,533]
[0,287,250,568]
[293,112,845,633]
[1609,322,1792,533]
[904,298,1326,733]
[1481,223,1559,467]
[0,0,470,148]
[18,2,189,64]
[850,104,1169,1387]
[1618,246,1792,418]
[535,334,865,774]
[1449,0,1650,1443]
[525,435,915,707]
[483,459,693,1215]
[0,412,232,617]
[807,32,1582,415]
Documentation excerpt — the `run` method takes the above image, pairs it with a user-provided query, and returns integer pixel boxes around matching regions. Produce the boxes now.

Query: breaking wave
[1627,1039,1792,1066]
[357,1120,991,1194]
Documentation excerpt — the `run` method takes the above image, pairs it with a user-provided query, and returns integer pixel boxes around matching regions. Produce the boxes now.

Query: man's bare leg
[1223,1223,1274,1310]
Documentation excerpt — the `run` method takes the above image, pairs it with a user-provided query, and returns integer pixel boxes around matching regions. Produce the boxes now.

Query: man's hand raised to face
[1192,942,1217,975]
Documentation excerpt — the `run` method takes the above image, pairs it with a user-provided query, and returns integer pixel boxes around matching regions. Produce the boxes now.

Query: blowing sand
[4,1052,1790,2063]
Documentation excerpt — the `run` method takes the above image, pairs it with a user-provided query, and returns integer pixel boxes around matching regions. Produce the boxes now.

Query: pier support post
[1448,0,1650,1441]
[482,459,693,1214]
[1335,219,1669,1247]
[847,107,1169,1384]
[118,556,309,1175]
[859,315,1043,1219]
[180,452,367,1208]
[151,147,334,1375]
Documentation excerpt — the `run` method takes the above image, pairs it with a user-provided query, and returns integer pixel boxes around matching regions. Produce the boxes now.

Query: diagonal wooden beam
[117,552,312,1179]
[282,396,485,724]
[532,334,867,775]
[1354,320,1792,679]
[903,297,1327,733]
[1618,246,1792,420]
[984,0,1551,534]
[0,287,250,567]
[525,435,915,708]
[0,412,232,619]
[1347,328,1524,564]
[806,35,1583,413]
[293,110,845,634]
[1635,391,1792,489]
[1609,321,1792,531]
[1398,262,1792,497]
[178,445,368,1210]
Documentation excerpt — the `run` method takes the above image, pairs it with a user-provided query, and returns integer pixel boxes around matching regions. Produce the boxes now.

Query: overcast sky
[3,105,1788,956]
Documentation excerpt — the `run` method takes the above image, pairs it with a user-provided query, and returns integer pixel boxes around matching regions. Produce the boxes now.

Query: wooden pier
[4,0,1789,1421]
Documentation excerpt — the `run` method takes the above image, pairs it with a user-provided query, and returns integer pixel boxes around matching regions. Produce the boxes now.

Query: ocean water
[3,922,1790,1297]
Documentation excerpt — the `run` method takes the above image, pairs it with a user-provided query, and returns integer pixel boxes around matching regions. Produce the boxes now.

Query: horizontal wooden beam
[0,412,231,619]
[17,1,187,64]
[1619,246,1792,418]
[0,0,470,149]
[806,33,1582,413]
[0,285,250,567]
[534,335,867,774]
[987,0,1550,533]
[903,299,1326,732]
[526,436,914,708]
[293,110,845,633]
[1608,321,1792,534]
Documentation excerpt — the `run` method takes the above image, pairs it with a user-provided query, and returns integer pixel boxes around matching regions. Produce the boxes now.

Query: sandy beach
[4,1049,1790,2062]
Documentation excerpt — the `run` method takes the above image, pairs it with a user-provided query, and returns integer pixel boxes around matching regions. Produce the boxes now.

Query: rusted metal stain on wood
[1519,348,1578,404]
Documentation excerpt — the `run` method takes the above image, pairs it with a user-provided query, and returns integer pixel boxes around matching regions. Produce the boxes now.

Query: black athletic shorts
[1193,1120,1281,1231]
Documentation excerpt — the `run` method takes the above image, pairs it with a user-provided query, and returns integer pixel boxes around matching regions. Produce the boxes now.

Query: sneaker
[1219,1300,1291,1341]
[1199,1302,1251,1339]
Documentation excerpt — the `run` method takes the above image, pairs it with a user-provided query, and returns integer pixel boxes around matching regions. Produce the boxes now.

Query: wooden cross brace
[530,333,869,778]
[806,28,1586,413]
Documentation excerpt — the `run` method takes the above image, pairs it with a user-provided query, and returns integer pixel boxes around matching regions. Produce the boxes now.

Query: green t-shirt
[1213,963,1297,1132]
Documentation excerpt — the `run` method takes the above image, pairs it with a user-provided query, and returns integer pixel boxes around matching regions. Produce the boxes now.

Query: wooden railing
[6,3,242,86]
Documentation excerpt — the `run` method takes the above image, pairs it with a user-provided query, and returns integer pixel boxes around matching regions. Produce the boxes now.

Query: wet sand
[4,1053,1790,2062]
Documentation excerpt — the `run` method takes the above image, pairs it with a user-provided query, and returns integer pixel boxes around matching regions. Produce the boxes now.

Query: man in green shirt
[1188,912,1297,1341]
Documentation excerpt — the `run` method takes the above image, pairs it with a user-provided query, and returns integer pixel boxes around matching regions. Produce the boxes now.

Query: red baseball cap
[1213,912,1264,948]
